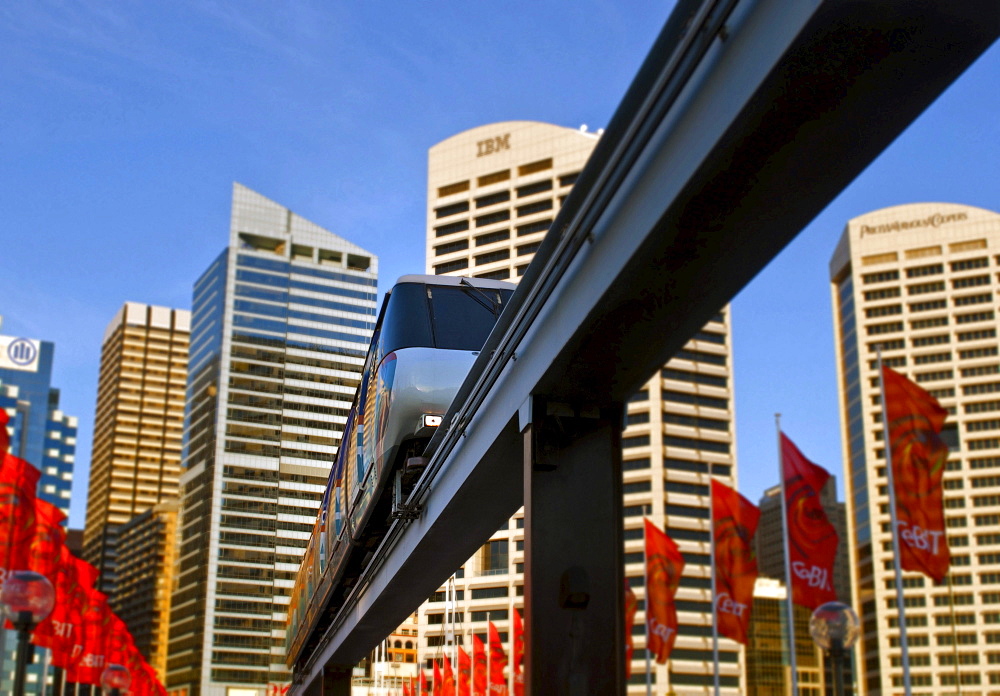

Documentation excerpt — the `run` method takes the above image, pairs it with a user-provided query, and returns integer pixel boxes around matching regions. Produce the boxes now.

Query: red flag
[433,659,442,696]
[0,452,41,580]
[404,682,413,696]
[488,622,509,695]
[781,433,839,608]
[624,580,637,677]
[644,519,684,662]
[32,547,93,660]
[472,634,487,696]
[711,479,760,644]
[0,408,10,454]
[28,498,66,580]
[882,366,951,582]
[442,654,456,696]
[420,670,429,696]
[458,646,471,696]
[511,610,524,696]
[65,587,112,685]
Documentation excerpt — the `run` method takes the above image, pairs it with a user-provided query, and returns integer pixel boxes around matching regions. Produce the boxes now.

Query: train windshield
[380,282,514,354]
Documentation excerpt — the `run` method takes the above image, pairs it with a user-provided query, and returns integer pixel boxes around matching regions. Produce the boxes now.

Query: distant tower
[167,183,378,696]
[0,330,77,694]
[830,203,1000,694]
[83,302,190,595]
[422,121,742,694]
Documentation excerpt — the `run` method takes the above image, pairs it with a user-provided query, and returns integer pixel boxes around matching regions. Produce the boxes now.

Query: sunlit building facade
[421,121,743,694]
[166,184,377,696]
[747,579,825,696]
[830,202,1000,695]
[83,302,190,595]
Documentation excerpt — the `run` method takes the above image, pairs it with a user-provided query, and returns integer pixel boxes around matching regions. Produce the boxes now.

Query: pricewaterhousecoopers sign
[859,211,969,237]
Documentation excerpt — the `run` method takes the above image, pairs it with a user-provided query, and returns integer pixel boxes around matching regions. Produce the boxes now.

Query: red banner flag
[882,366,951,582]
[644,519,684,663]
[624,580,637,678]
[66,586,112,685]
[0,452,41,580]
[458,645,471,696]
[711,479,760,644]
[0,408,10,454]
[488,622,509,695]
[28,498,66,580]
[404,682,413,696]
[32,547,94,660]
[433,659,442,696]
[442,654,456,696]
[420,670,429,696]
[781,433,839,608]
[512,609,524,696]
[472,634,487,696]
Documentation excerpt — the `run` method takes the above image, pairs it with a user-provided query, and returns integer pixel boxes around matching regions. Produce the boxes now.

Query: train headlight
[423,415,443,427]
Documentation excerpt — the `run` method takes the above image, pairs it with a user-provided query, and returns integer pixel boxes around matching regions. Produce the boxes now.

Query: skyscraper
[167,183,377,696]
[83,302,190,594]
[830,202,1000,694]
[422,121,742,694]
[0,327,77,694]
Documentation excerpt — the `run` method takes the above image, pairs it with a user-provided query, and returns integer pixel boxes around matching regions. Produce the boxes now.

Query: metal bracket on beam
[390,470,421,521]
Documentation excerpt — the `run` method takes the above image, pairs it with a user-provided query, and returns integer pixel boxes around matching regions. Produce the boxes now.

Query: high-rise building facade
[421,121,742,694]
[830,202,1000,695]
[0,328,77,694]
[83,302,190,594]
[167,184,377,696]
[747,579,824,696]
[115,500,180,683]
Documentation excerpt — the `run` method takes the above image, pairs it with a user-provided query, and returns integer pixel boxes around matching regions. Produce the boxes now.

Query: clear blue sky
[1,2,996,528]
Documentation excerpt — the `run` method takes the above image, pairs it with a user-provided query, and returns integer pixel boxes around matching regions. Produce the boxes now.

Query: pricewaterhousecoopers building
[830,202,1000,695]
[166,184,377,696]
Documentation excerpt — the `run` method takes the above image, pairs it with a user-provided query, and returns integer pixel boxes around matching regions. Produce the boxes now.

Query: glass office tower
[0,329,77,694]
[166,184,377,696]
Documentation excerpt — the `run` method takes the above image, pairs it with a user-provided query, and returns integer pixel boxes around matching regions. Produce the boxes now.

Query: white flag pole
[776,415,800,696]
[644,519,652,696]
[710,481,720,696]
[877,347,912,696]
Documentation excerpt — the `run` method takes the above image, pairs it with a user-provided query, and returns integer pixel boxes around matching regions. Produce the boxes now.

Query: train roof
[394,274,517,291]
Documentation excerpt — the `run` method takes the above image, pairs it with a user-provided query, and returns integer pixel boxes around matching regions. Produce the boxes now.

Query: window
[435,259,468,274]
[952,257,989,271]
[957,310,995,324]
[435,240,469,256]
[961,347,1000,360]
[867,321,903,335]
[518,158,552,176]
[955,292,992,306]
[865,304,902,318]
[913,352,950,365]
[516,180,553,197]
[476,210,511,227]
[470,586,509,600]
[953,274,991,289]
[912,334,949,347]
[480,540,508,575]
[559,172,580,187]
[435,201,469,218]
[436,220,470,238]
[864,287,901,300]
[476,230,510,246]
[910,316,948,329]
[959,328,997,342]
[478,170,510,187]
[516,200,553,217]
[475,191,510,208]
[438,180,470,197]
[862,270,899,284]
[517,242,541,257]
[906,263,943,277]
[516,219,552,236]
[907,281,946,295]
[911,299,948,312]
[475,249,510,266]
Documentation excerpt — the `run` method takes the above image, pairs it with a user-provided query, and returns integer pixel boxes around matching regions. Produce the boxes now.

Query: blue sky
[0,2,997,528]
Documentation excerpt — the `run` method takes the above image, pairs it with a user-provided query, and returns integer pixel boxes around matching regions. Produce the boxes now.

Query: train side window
[427,286,513,351]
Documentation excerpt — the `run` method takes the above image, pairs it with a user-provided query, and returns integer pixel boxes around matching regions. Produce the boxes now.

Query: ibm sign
[0,336,41,372]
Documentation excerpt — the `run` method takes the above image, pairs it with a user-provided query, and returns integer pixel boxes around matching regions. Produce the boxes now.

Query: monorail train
[287,274,515,668]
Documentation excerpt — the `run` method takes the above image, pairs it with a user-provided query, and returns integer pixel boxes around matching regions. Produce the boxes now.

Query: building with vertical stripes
[166,183,377,696]
[83,302,190,595]
[421,121,742,694]
[830,202,1000,695]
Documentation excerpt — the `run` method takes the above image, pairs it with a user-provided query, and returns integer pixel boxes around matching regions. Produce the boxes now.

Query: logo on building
[477,134,511,157]
[7,339,36,366]
[859,211,968,237]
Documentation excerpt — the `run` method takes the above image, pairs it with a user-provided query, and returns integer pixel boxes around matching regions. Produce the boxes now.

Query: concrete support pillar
[521,396,625,695]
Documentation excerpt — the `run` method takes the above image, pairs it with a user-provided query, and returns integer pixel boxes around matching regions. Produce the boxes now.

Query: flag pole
[710,479,720,696]
[877,346,912,696]
[644,518,652,696]
[776,415,799,696]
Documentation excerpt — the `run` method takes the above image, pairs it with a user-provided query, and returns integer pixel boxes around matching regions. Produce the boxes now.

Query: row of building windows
[436,166,579,199]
